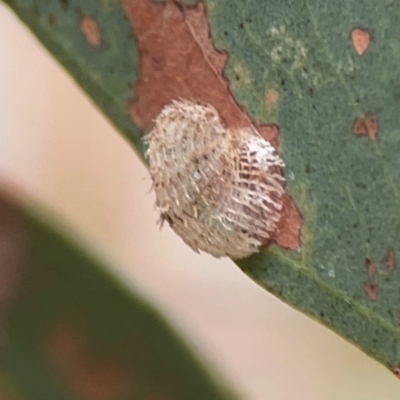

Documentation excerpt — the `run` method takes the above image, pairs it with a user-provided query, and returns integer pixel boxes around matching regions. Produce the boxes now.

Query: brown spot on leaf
[353,117,368,136]
[123,0,301,250]
[364,281,379,301]
[48,14,56,26]
[0,194,26,347]
[80,16,101,47]
[365,257,377,279]
[48,322,131,400]
[352,113,378,140]
[351,28,370,56]
[47,321,180,399]
[352,117,367,136]
[259,124,280,148]
[364,113,378,140]
[393,364,400,379]
[267,194,302,250]
[385,249,395,273]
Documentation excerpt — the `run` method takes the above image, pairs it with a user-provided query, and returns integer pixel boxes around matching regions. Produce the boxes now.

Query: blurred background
[1,4,400,399]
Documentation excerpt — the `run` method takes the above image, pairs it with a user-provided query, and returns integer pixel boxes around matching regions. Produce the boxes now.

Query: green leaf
[0,190,237,399]
[3,0,400,375]
[216,0,400,372]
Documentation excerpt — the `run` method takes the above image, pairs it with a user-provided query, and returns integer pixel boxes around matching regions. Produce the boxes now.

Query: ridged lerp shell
[144,100,286,259]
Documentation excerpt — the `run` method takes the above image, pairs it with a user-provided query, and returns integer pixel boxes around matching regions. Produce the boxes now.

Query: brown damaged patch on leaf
[48,322,131,400]
[351,28,370,56]
[48,14,56,26]
[123,0,250,131]
[259,124,280,148]
[352,117,367,136]
[365,257,377,279]
[393,364,400,379]
[385,249,395,273]
[365,113,378,140]
[364,258,379,300]
[352,113,378,140]
[47,320,179,399]
[0,194,26,347]
[268,194,302,250]
[123,0,301,250]
[80,15,101,47]
[364,281,379,301]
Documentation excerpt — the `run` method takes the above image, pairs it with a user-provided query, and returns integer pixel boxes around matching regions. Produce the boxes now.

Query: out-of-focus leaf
[0,189,237,399]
